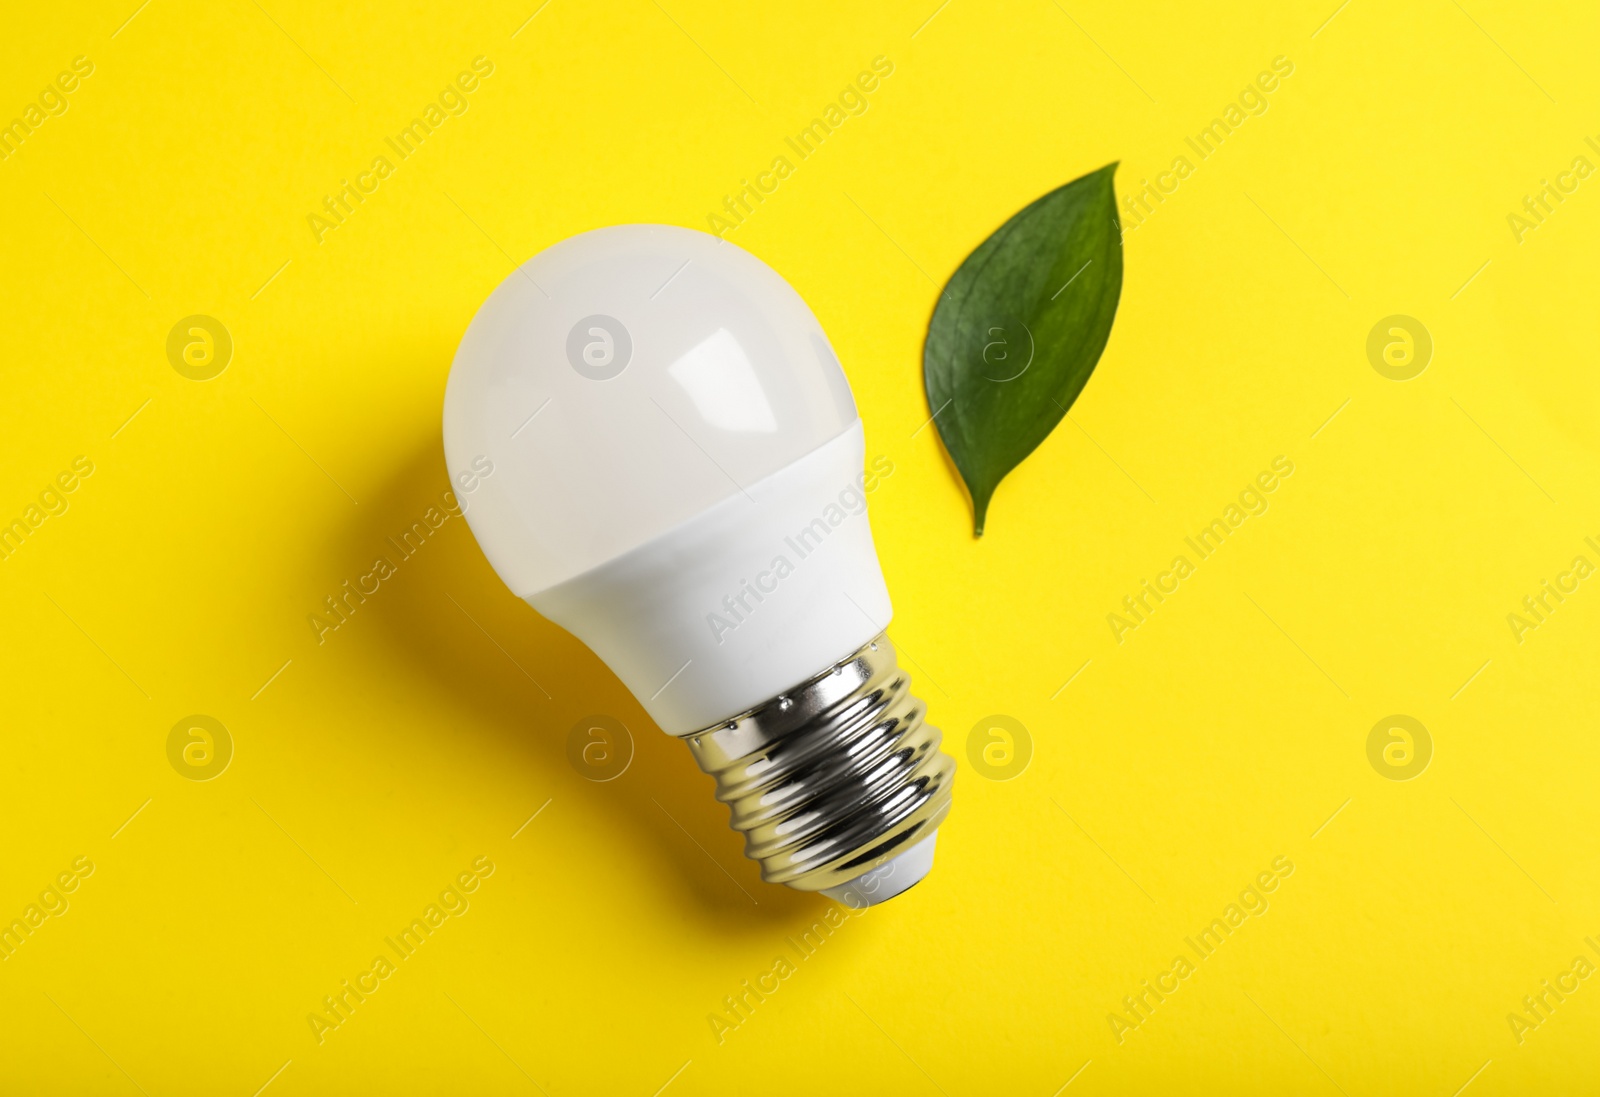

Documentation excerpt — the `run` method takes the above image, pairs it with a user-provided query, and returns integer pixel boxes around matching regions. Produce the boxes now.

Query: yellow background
[3,0,1598,1093]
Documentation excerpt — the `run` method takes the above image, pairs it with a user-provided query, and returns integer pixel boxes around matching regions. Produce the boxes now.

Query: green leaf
[924,163,1124,535]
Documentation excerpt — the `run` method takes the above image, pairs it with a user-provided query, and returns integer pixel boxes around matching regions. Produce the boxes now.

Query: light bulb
[443,225,954,905]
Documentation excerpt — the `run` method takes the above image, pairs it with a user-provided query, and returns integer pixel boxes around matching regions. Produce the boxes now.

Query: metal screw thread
[678,633,955,892]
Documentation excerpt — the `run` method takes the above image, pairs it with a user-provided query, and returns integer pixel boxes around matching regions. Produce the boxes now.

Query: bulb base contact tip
[680,634,955,901]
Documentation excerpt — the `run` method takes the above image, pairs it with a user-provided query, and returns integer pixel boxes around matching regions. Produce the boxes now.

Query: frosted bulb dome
[444,224,859,595]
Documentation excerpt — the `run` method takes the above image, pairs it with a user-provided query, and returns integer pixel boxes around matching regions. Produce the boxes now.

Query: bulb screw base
[679,634,955,896]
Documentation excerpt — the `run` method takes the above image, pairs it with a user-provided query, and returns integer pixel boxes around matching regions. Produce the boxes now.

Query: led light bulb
[443,225,954,905]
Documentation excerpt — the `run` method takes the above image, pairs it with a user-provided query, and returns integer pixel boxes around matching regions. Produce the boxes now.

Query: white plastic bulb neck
[529,420,891,735]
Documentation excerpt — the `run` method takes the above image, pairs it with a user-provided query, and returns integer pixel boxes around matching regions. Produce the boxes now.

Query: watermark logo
[1506,941,1600,1045]
[567,715,633,781]
[167,714,233,781]
[1366,714,1431,781]
[967,714,1032,780]
[708,56,895,238]
[1110,456,1294,643]
[1507,542,1596,643]
[166,315,232,381]
[0,55,94,163]
[0,455,93,563]
[308,856,494,1045]
[1506,147,1596,244]
[1366,315,1431,381]
[708,895,867,1044]
[566,315,631,380]
[704,457,895,645]
[1122,55,1295,235]
[979,317,1034,382]
[0,856,93,962]
[1108,856,1293,1044]
[307,56,495,243]
[310,488,476,645]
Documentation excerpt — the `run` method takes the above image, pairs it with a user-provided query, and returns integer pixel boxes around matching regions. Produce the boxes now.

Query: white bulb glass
[444,225,950,903]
